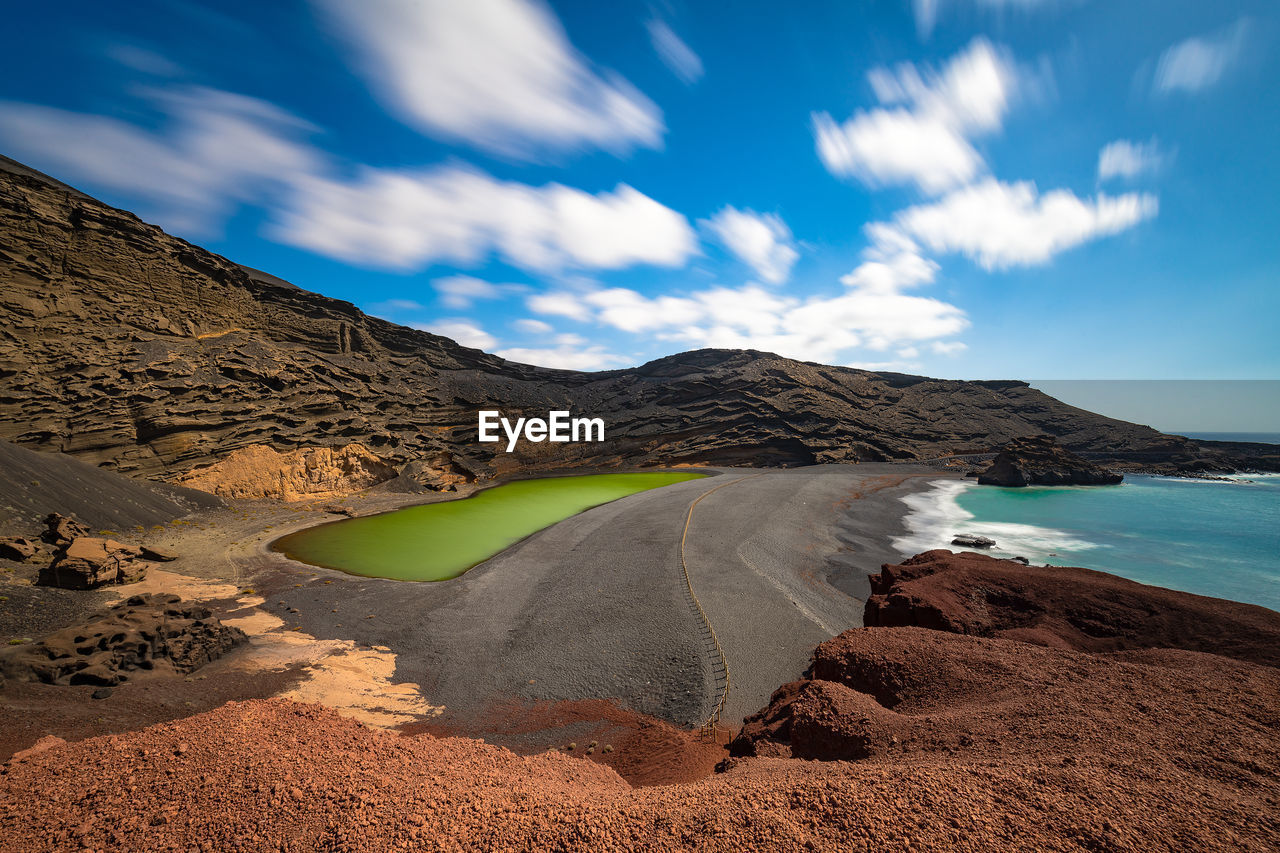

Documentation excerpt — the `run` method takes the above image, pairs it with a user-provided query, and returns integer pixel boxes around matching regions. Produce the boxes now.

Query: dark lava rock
[950,533,995,549]
[0,593,246,686]
[0,536,37,561]
[91,687,113,700]
[36,537,151,589]
[977,435,1123,487]
[864,550,1280,667]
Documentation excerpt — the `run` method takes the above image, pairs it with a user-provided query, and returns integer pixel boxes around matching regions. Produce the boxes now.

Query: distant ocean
[895,474,1280,612]
[1179,431,1280,444]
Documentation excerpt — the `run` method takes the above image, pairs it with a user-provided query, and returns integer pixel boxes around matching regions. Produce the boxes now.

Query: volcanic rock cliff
[0,155,1272,486]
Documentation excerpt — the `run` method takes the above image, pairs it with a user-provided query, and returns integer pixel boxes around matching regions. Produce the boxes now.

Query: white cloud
[1097,139,1165,182]
[314,0,663,159]
[1154,19,1249,95]
[414,319,498,351]
[367,298,426,316]
[517,275,967,366]
[889,178,1158,269]
[497,343,626,371]
[931,340,968,356]
[106,44,183,77]
[647,18,703,84]
[512,318,554,335]
[702,207,799,284]
[583,288,702,332]
[527,291,594,321]
[431,274,526,309]
[813,39,1018,194]
[0,87,321,236]
[912,0,1066,39]
[272,165,697,274]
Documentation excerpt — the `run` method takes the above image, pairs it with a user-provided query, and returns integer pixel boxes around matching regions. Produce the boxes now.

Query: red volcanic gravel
[2,691,1279,853]
[404,696,727,787]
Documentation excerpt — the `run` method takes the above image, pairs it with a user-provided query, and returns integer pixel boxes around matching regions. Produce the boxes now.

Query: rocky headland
[975,434,1124,486]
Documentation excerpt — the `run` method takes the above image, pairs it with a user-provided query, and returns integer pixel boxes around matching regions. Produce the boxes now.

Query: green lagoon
[273,471,707,581]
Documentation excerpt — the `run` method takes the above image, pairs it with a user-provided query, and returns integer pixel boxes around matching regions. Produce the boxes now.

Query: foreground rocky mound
[976,434,1123,486]
[4,696,1279,853]
[2,156,1270,482]
[731,626,1280,778]
[0,593,245,686]
[864,550,1280,667]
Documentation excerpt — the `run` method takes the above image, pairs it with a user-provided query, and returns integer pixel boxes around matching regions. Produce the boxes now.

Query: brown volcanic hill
[0,155,1269,484]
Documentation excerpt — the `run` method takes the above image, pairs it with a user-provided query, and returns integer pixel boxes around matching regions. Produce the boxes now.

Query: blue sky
[0,0,1276,380]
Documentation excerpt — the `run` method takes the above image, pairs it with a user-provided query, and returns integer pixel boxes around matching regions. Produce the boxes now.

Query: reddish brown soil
[4,696,1279,852]
[403,696,726,787]
[866,549,1280,666]
[4,551,1279,851]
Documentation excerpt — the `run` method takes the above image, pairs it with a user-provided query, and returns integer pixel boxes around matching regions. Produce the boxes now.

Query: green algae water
[274,472,706,581]
[895,474,1280,612]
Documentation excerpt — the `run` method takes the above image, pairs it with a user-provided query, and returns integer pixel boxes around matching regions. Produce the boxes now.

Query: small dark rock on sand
[951,534,995,549]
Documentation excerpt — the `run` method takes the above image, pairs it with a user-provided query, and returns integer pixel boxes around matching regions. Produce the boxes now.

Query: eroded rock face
[41,513,89,546]
[976,434,1124,486]
[395,453,477,492]
[36,537,151,589]
[2,158,1273,481]
[0,593,246,686]
[176,443,397,500]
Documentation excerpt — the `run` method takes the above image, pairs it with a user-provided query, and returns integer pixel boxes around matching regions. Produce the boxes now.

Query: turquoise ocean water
[894,474,1280,612]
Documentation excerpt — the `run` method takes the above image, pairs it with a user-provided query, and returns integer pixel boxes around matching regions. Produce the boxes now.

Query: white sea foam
[893,479,1101,563]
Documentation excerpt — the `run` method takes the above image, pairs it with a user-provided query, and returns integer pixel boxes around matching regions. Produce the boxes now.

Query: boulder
[36,537,150,589]
[0,536,37,561]
[41,512,90,546]
[976,435,1123,487]
[950,533,995,549]
[0,593,246,686]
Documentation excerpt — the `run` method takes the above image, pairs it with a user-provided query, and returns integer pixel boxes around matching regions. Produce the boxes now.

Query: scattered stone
[322,505,357,517]
[0,536,37,561]
[91,687,113,700]
[0,593,246,686]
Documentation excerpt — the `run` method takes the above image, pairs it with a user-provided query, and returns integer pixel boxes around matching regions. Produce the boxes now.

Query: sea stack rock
[977,435,1123,487]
